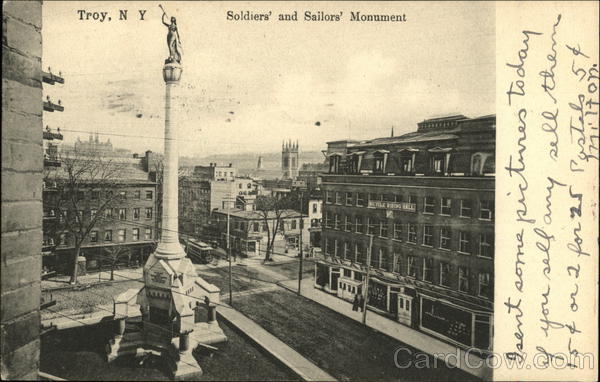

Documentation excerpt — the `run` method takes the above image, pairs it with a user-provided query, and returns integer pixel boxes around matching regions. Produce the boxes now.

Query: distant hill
[181,150,326,176]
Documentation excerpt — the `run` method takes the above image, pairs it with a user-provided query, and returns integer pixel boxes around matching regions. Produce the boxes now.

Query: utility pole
[362,234,373,325]
[297,193,304,295]
[226,189,232,306]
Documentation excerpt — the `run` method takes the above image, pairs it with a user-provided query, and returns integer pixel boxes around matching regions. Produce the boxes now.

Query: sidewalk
[279,278,491,381]
[42,267,144,291]
[217,303,336,381]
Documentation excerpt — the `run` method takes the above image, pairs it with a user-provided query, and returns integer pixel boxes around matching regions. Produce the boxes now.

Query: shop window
[440,227,452,250]
[479,232,494,258]
[458,267,470,292]
[423,225,433,247]
[424,196,435,214]
[460,199,472,218]
[440,197,452,216]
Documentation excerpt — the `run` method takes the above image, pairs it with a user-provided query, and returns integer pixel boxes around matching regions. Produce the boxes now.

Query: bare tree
[44,149,129,284]
[104,245,131,281]
[255,195,294,262]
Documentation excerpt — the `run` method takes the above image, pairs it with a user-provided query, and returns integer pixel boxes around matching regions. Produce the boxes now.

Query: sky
[43,1,495,157]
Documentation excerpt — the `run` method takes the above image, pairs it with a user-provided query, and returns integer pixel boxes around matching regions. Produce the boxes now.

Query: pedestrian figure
[352,294,359,311]
[357,293,365,312]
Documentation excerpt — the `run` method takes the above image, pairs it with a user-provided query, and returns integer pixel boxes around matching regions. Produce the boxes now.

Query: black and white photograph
[1,1,598,381]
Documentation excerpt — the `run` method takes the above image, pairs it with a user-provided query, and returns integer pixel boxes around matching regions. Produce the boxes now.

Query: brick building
[317,114,495,353]
[42,152,159,273]
[211,209,309,258]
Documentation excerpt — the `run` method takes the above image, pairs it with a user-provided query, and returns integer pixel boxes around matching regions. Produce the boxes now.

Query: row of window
[325,192,494,220]
[325,239,491,298]
[61,190,154,201]
[48,207,154,222]
[231,218,302,232]
[323,215,493,257]
[54,227,153,246]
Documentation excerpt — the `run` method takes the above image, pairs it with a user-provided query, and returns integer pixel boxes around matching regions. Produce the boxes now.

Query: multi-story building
[282,139,299,179]
[317,114,495,353]
[211,209,309,258]
[43,151,159,273]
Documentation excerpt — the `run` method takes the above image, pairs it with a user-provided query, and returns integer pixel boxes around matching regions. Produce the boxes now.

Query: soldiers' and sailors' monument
[106,6,227,378]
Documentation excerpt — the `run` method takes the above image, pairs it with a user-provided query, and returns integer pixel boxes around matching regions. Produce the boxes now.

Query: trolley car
[184,239,215,264]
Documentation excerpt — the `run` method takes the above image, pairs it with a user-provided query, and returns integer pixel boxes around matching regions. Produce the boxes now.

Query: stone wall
[1,1,43,379]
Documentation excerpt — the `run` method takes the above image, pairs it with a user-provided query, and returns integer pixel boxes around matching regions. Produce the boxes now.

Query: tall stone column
[155,63,185,259]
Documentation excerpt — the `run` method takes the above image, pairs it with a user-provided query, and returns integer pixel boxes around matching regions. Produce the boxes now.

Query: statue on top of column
[160,4,183,64]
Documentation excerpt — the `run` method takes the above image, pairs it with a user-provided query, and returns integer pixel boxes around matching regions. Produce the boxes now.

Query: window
[118,229,126,242]
[355,243,364,264]
[144,228,152,240]
[460,199,472,218]
[105,209,113,219]
[440,227,452,250]
[119,191,127,198]
[440,262,451,287]
[90,231,98,243]
[424,197,435,214]
[133,208,140,220]
[480,200,494,220]
[479,232,494,258]
[355,216,363,233]
[344,216,352,231]
[370,247,379,267]
[407,224,417,244]
[392,222,402,240]
[368,217,378,236]
[394,194,403,203]
[253,222,260,232]
[408,194,417,210]
[107,191,113,199]
[368,193,381,203]
[344,242,352,260]
[145,207,153,219]
[335,192,342,205]
[146,190,153,200]
[77,210,84,222]
[423,258,434,282]
[459,267,470,292]
[118,208,127,220]
[379,221,388,238]
[400,156,413,174]
[329,155,341,174]
[312,203,318,213]
[134,190,141,199]
[407,256,418,278]
[291,220,297,230]
[356,193,365,207]
[334,214,340,230]
[392,253,401,273]
[379,248,388,270]
[104,230,113,242]
[326,239,335,256]
[91,191,99,200]
[326,191,333,204]
[90,209,97,220]
[132,228,139,241]
[423,225,433,247]
[373,153,386,174]
[432,154,446,174]
[479,273,490,297]
[59,233,67,246]
[345,192,353,205]
[440,197,452,216]
[459,231,471,254]
[324,212,332,228]
[77,191,84,200]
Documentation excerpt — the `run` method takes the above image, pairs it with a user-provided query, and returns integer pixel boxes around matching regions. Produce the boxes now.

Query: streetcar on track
[183,238,216,264]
